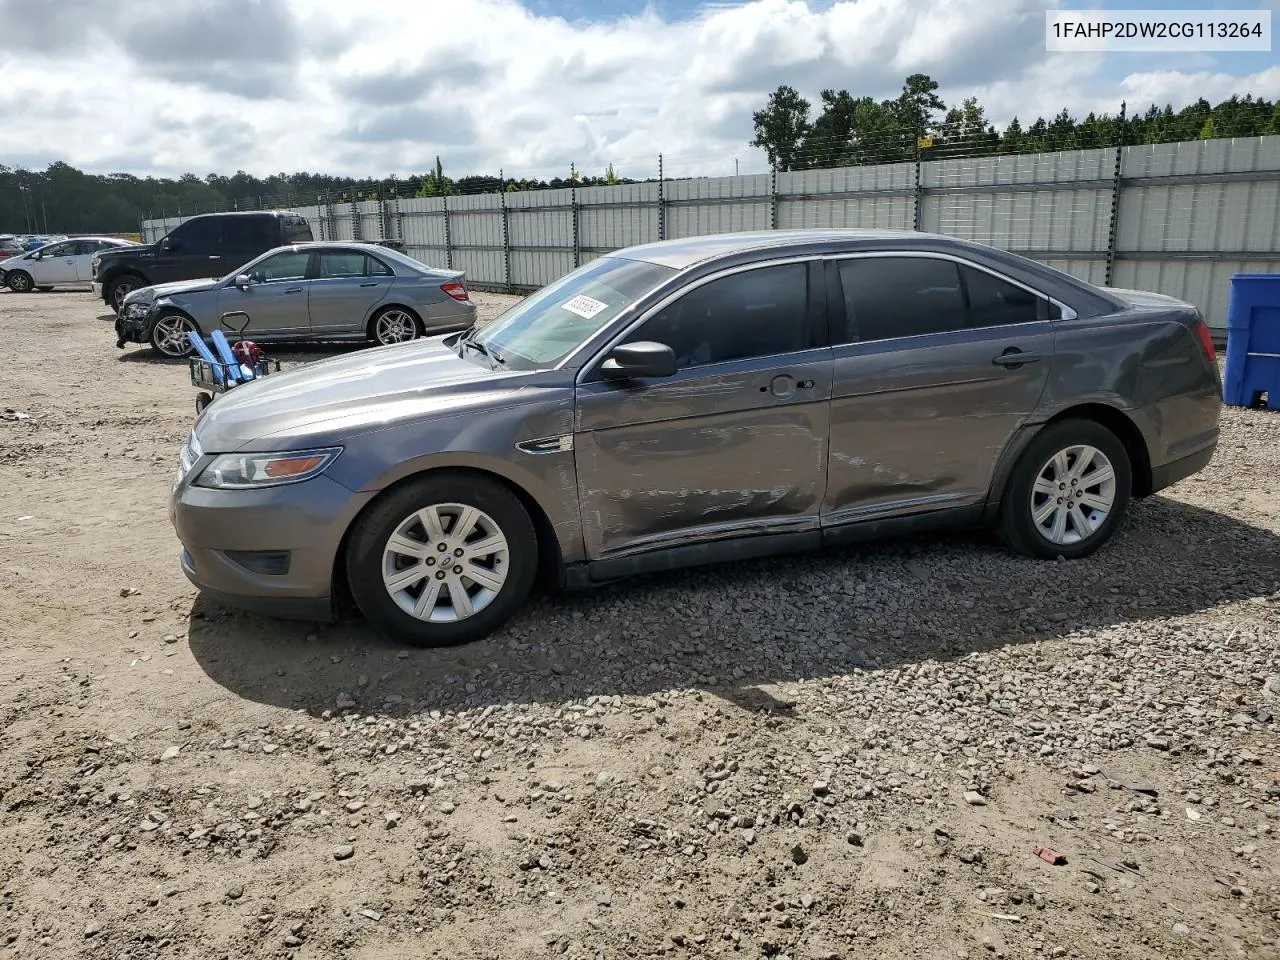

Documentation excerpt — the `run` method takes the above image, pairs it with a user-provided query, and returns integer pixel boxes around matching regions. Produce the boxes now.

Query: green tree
[415,156,454,197]
[750,84,811,171]
[892,73,946,136]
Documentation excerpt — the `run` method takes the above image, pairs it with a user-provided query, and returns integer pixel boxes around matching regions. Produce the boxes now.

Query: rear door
[155,218,222,283]
[307,249,394,334]
[220,215,279,274]
[822,253,1059,527]
[216,249,313,336]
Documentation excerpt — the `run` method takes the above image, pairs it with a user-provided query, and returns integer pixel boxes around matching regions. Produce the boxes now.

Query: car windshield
[469,256,677,370]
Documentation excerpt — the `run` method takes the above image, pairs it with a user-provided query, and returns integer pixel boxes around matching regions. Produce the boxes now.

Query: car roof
[611,228,943,269]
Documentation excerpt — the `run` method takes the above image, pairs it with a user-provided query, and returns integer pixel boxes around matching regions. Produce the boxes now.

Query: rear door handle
[359,281,378,287]
[284,287,303,294]
[209,255,221,260]
[993,349,1041,368]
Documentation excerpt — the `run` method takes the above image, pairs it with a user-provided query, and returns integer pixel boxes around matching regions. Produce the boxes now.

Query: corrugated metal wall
[142,135,1280,333]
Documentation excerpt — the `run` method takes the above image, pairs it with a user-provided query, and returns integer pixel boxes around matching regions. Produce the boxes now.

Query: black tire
[150,312,199,358]
[35,286,53,292]
[346,472,538,647]
[106,274,145,312]
[195,392,213,416]
[368,305,424,346]
[6,270,33,293]
[999,419,1132,560]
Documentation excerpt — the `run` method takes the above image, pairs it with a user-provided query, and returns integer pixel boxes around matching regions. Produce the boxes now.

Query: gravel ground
[0,288,1277,960]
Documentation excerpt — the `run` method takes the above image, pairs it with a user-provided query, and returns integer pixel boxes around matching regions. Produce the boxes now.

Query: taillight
[1193,318,1216,362]
[441,282,469,303]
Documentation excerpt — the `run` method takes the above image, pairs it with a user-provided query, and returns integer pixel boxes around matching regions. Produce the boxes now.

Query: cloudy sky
[1,0,1276,182]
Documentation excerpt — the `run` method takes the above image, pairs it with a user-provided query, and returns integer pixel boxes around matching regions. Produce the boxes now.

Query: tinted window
[838,257,967,343]
[251,251,310,283]
[366,254,393,277]
[962,265,1042,327]
[73,240,100,256]
[221,216,275,252]
[40,242,71,257]
[168,218,219,255]
[284,217,313,244]
[635,263,809,368]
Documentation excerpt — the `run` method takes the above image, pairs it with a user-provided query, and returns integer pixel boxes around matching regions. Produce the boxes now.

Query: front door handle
[284,287,303,294]
[209,255,221,260]
[993,348,1041,368]
[359,281,378,287]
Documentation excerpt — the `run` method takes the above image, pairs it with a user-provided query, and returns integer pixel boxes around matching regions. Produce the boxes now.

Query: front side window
[250,250,310,283]
[40,242,71,258]
[633,263,810,368]
[471,256,676,370]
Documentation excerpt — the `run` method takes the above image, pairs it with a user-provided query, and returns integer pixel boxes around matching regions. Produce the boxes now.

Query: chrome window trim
[570,254,817,384]
[824,250,1078,339]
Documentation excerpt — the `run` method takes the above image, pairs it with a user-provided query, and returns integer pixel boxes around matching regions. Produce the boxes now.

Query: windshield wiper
[458,331,504,368]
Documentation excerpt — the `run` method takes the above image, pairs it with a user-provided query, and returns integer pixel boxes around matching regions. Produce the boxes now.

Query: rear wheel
[151,313,198,358]
[345,473,538,646]
[999,419,1132,559]
[6,270,33,292]
[370,306,423,346]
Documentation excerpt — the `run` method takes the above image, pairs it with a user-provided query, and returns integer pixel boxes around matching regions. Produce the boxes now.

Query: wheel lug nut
[437,543,447,552]
[454,548,464,557]
[453,565,463,575]
[426,558,435,566]
[1057,498,1063,504]
[435,571,446,580]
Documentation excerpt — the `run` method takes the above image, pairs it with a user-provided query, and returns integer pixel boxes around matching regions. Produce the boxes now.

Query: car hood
[194,337,532,451]
[99,242,155,260]
[129,278,221,303]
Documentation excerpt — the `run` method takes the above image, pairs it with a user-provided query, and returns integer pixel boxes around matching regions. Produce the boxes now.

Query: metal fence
[143,135,1280,335]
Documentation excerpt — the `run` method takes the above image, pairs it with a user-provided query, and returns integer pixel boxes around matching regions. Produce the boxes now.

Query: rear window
[284,217,313,244]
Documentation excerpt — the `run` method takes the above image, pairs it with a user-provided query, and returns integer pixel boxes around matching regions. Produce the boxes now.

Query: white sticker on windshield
[560,294,609,319]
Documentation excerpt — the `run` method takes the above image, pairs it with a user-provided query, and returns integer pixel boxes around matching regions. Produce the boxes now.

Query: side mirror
[160,238,174,252]
[235,273,252,288]
[599,341,677,380]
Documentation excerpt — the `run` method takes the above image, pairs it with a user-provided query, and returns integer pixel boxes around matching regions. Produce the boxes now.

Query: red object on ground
[1033,844,1066,865]
[232,340,262,367]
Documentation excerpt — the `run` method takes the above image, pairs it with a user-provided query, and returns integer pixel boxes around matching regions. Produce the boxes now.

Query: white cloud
[0,0,1274,182]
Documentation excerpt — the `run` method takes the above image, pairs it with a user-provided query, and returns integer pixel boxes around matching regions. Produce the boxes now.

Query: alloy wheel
[1030,444,1117,546]
[152,315,196,357]
[8,271,32,292]
[112,281,137,308]
[381,503,510,622]
[374,310,419,344]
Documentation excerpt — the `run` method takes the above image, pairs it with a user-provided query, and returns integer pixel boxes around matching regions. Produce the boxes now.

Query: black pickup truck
[92,210,314,312]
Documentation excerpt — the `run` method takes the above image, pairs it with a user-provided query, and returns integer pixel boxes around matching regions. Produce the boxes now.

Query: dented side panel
[824,322,1056,522]
[574,349,834,560]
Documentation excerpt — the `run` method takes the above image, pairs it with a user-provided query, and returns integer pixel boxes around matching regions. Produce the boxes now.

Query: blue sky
[531,0,1278,90]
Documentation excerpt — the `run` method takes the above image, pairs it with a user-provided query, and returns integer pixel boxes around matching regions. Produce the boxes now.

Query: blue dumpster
[1223,274,1280,410]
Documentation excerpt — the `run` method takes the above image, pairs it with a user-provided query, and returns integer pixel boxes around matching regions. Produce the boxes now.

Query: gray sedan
[170,229,1222,648]
[114,242,476,357]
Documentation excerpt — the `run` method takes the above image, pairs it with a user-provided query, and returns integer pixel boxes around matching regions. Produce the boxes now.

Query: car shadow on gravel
[186,494,1280,718]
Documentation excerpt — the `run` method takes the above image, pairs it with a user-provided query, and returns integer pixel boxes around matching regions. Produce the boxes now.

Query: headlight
[192,447,342,490]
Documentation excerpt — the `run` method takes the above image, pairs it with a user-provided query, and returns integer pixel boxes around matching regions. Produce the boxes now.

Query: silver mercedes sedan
[114,242,476,357]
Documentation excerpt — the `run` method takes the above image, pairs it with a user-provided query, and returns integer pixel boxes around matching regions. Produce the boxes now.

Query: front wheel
[345,473,538,646]
[151,313,198,358]
[6,271,33,293]
[370,306,423,346]
[999,419,1132,560]
[106,274,144,312]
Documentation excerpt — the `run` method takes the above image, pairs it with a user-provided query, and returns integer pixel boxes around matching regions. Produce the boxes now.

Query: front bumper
[115,304,154,347]
[170,468,375,623]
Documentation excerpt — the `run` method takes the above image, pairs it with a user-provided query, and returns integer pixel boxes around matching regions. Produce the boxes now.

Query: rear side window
[285,217,314,244]
[221,216,275,252]
[838,258,967,343]
[316,250,393,278]
[837,257,1057,343]
[636,263,809,369]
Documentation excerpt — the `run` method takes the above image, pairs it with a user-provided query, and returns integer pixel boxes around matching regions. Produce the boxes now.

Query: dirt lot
[1,288,1278,960]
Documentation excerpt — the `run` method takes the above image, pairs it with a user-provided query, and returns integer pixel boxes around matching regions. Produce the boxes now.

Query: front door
[573,261,833,560]
[33,241,78,284]
[216,249,313,337]
[822,254,1057,526]
[308,249,395,334]
[73,240,102,282]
